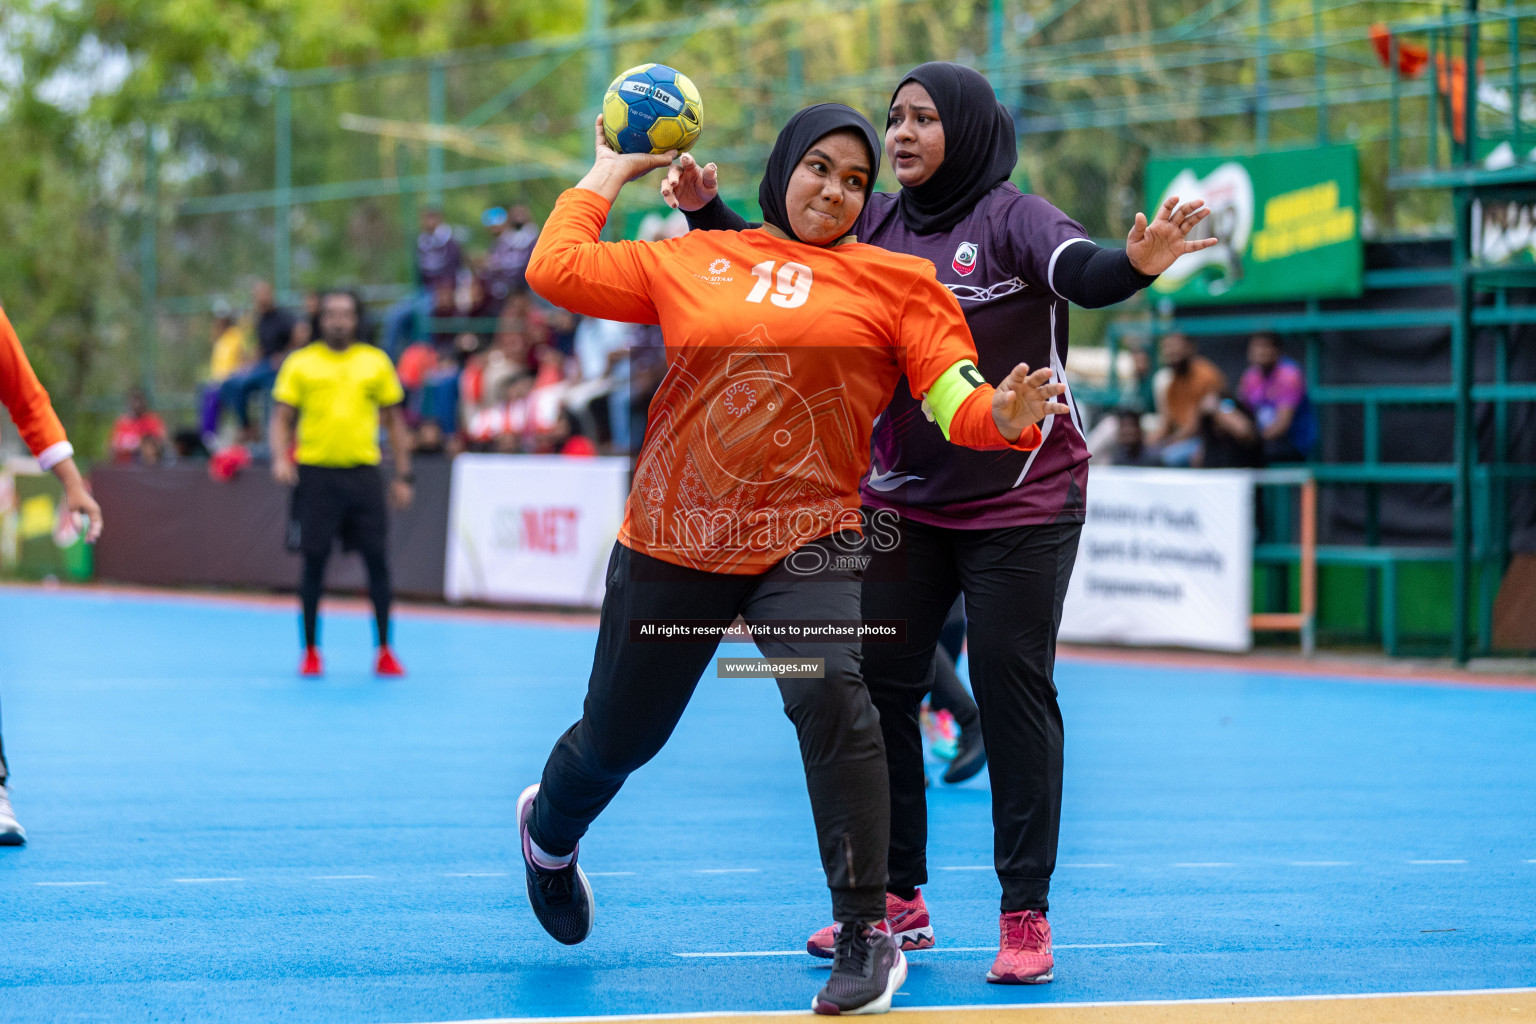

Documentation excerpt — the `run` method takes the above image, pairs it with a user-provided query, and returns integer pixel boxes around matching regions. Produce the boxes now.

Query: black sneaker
[812,921,907,1015]
[0,784,26,846]
[517,783,593,945]
[942,727,986,785]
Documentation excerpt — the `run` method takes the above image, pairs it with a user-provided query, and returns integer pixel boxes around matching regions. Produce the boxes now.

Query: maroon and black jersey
[857,184,1091,528]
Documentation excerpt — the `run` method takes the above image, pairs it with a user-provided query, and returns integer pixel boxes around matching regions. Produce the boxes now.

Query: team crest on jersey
[952,241,979,276]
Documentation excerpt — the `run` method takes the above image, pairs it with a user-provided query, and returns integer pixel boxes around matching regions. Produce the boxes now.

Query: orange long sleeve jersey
[0,305,72,470]
[527,188,1040,574]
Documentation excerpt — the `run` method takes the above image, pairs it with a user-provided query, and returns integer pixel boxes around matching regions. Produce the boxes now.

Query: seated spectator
[109,388,168,463]
[172,429,208,460]
[500,290,550,350]
[216,279,297,441]
[1198,392,1265,469]
[563,316,633,448]
[199,301,248,440]
[1098,409,1161,466]
[1239,330,1315,464]
[383,208,461,358]
[482,204,540,308]
[531,408,597,457]
[1150,331,1226,467]
[139,434,167,466]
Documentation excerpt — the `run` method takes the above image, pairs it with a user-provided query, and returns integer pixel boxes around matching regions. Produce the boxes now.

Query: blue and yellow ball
[602,63,703,155]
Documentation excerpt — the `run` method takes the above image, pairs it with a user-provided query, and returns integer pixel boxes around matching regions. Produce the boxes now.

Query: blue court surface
[1,585,1533,1023]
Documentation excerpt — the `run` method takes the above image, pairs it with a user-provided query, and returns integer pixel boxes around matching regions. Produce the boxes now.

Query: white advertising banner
[1060,467,1254,652]
[445,454,629,608]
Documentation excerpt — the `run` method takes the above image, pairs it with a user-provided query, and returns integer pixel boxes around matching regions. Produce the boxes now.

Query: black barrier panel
[90,457,451,598]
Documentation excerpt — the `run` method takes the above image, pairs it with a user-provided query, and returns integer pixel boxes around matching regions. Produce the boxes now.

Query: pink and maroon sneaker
[987,909,1053,984]
[807,889,936,959]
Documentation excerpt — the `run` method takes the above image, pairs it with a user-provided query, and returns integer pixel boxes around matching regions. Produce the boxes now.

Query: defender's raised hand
[1126,195,1219,276]
[660,153,720,212]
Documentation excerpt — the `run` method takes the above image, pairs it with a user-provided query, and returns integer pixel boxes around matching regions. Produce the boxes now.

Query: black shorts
[287,465,388,557]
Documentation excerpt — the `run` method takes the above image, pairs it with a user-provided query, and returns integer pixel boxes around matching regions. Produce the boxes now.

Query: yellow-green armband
[920,359,989,440]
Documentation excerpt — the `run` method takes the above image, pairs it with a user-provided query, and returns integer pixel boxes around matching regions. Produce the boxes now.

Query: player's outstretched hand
[592,116,675,183]
[1126,195,1219,276]
[272,458,298,488]
[991,364,1068,442]
[661,153,719,212]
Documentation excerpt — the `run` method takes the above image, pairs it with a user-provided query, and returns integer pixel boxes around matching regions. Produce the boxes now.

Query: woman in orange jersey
[0,305,104,846]
[515,104,1066,1015]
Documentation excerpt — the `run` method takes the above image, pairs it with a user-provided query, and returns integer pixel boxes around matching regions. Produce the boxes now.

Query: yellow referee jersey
[272,342,404,467]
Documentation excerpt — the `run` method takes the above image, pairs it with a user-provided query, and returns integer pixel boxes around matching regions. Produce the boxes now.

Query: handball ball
[602,63,703,155]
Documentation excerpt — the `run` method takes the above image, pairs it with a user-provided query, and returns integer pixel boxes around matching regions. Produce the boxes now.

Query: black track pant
[290,465,392,648]
[528,536,889,924]
[863,516,1082,912]
[926,598,978,733]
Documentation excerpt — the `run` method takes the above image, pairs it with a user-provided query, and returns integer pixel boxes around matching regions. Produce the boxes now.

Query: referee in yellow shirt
[270,290,413,678]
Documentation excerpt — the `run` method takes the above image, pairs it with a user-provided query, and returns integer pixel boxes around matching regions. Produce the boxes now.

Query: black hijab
[758,103,882,245]
[891,62,1018,235]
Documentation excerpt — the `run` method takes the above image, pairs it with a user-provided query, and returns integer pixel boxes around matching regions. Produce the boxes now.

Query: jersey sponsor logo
[695,257,736,285]
[952,241,979,276]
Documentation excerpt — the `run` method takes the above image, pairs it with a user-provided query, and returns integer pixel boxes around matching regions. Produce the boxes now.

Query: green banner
[1144,144,1362,305]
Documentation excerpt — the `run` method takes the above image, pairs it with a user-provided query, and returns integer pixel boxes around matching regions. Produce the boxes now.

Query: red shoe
[807,889,935,959]
[987,909,1053,984]
[299,646,324,677]
[374,646,405,677]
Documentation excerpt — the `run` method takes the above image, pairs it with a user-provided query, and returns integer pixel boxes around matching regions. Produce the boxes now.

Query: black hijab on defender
[757,102,883,244]
[891,61,1018,235]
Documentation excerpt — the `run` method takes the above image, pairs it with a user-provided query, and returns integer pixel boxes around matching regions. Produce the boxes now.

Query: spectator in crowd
[296,290,321,349]
[1098,408,1161,466]
[217,279,297,441]
[1239,330,1315,464]
[1150,331,1226,467]
[544,305,578,357]
[564,316,633,448]
[199,301,248,440]
[383,208,462,358]
[482,204,541,308]
[531,407,596,456]
[109,388,169,463]
[1198,392,1265,468]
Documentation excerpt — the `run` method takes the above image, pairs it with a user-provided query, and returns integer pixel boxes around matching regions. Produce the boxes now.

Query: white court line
[1172,862,1235,867]
[1059,863,1120,868]
[444,872,509,877]
[587,872,636,877]
[393,985,1536,1023]
[936,866,990,871]
[1409,859,1468,864]
[694,868,759,875]
[34,880,107,887]
[1291,861,1353,866]
[312,875,376,880]
[173,877,243,883]
[674,941,1160,959]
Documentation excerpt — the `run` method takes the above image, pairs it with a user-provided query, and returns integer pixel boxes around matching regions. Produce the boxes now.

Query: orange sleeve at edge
[0,307,69,458]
